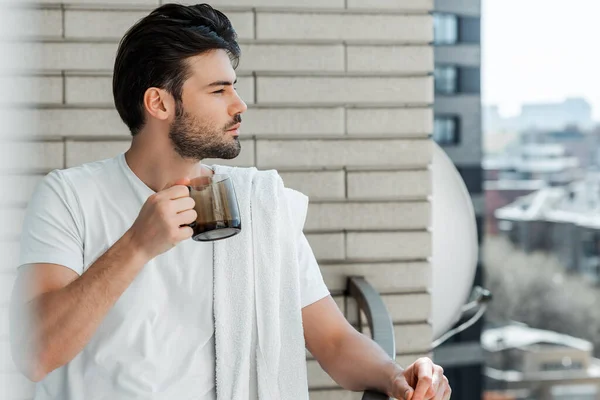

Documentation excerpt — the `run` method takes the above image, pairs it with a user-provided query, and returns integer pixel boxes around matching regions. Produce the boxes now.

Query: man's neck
[124,135,212,193]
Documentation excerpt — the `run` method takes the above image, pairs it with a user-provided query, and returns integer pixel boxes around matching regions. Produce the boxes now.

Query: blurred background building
[432,0,485,399]
[483,323,600,400]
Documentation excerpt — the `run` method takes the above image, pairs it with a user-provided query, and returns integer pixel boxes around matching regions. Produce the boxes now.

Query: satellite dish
[431,143,479,340]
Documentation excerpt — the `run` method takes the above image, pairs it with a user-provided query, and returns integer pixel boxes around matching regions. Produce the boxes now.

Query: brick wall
[1,1,434,399]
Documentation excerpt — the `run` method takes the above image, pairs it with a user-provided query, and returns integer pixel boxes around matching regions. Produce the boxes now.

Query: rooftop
[482,324,593,353]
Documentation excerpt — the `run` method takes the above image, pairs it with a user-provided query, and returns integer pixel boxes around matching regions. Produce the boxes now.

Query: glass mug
[184,174,242,241]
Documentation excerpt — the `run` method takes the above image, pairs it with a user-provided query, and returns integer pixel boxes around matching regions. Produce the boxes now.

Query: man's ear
[143,87,176,122]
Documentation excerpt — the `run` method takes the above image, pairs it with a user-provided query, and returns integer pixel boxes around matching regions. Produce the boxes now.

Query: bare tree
[484,236,600,356]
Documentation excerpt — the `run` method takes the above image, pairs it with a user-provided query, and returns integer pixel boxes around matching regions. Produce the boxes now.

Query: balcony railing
[346,276,395,400]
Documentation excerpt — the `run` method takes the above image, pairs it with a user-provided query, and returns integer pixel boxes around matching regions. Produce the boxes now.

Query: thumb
[392,378,414,400]
[162,177,191,191]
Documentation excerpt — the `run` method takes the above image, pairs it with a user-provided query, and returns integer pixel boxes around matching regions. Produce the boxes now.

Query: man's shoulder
[50,156,120,187]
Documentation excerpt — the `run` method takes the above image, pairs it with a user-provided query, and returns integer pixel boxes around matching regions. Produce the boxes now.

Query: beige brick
[239,44,344,72]
[0,8,63,38]
[175,0,344,8]
[257,13,432,42]
[345,293,430,325]
[306,202,429,231]
[279,170,345,200]
[21,0,158,3]
[396,353,432,368]
[346,108,433,135]
[0,75,63,105]
[0,142,64,172]
[321,262,430,293]
[361,324,431,354]
[0,175,43,205]
[65,75,254,105]
[347,170,430,200]
[33,109,127,138]
[0,240,20,273]
[307,360,337,389]
[309,390,362,400]
[65,10,253,40]
[256,76,433,104]
[65,10,146,40]
[65,76,112,106]
[347,45,433,73]
[257,140,431,169]
[66,140,129,167]
[348,0,433,10]
[0,339,18,372]
[0,372,35,400]
[245,108,344,136]
[2,42,117,72]
[305,233,345,261]
[346,231,431,260]
[393,324,432,353]
[0,271,16,305]
[383,293,430,323]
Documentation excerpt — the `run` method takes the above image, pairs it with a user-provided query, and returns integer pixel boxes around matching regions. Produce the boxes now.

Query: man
[10,3,451,399]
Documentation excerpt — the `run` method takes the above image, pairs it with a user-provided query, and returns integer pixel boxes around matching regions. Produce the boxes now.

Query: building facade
[483,324,600,400]
[432,0,485,399]
[1,1,436,399]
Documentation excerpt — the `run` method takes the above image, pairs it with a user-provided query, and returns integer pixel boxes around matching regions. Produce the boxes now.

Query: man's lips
[226,123,241,132]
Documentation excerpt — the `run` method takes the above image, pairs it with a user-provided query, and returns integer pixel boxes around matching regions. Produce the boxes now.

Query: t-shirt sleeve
[297,232,330,308]
[18,170,85,275]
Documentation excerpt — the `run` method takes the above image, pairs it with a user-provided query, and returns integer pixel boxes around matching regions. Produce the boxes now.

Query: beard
[168,105,241,162]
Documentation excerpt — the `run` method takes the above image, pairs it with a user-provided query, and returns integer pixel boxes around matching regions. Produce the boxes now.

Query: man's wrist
[121,229,152,265]
[385,361,405,397]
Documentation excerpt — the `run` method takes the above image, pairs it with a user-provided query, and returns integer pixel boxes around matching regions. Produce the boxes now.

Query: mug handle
[180,185,197,229]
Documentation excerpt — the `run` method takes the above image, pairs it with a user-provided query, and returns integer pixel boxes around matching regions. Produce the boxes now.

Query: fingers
[412,358,434,400]
[433,375,449,400]
[391,375,414,400]
[431,366,444,396]
[176,225,194,241]
[172,196,195,213]
[162,184,192,200]
[176,209,198,226]
[189,176,212,187]
[161,177,191,191]
[443,386,451,400]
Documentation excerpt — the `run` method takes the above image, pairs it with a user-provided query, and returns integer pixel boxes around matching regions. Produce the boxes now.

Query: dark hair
[113,3,240,135]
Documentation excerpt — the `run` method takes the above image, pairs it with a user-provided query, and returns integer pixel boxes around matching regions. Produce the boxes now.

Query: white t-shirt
[18,153,330,400]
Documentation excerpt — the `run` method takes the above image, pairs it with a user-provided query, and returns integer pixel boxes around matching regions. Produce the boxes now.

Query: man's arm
[10,232,148,382]
[10,182,196,382]
[303,296,450,400]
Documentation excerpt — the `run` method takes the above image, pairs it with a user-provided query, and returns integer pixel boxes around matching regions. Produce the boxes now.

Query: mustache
[224,114,242,130]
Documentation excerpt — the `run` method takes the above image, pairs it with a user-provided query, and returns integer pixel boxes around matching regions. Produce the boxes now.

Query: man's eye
[213,89,225,94]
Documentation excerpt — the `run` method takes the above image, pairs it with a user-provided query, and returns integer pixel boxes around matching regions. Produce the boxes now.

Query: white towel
[211,165,310,400]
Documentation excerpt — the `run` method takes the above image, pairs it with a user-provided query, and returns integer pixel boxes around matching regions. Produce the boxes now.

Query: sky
[482,0,600,120]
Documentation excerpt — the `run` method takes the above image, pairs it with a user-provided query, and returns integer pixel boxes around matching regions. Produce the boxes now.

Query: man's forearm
[322,329,402,395]
[20,231,149,380]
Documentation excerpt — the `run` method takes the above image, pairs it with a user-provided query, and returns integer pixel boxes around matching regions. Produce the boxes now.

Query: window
[433,14,458,45]
[434,116,460,145]
[434,66,458,94]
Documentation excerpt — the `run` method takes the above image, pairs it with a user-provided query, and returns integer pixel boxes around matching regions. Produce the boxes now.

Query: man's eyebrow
[206,78,237,88]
